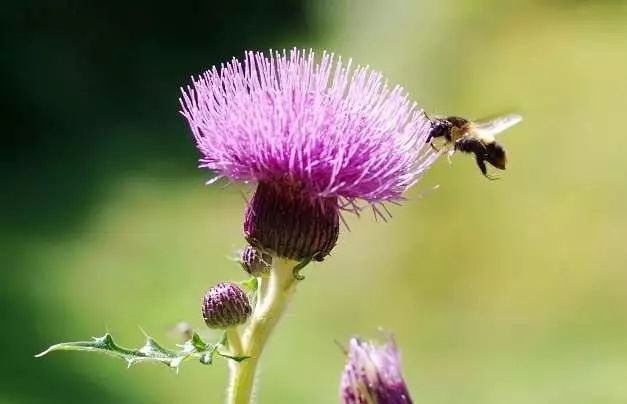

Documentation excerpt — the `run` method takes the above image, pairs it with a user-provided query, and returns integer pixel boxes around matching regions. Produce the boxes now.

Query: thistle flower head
[180,48,436,209]
[341,335,412,404]
[181,49,437,260]
[202,282,252,329]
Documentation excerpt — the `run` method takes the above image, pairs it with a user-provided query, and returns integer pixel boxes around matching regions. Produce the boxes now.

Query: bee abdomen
[485,142,507,169]
[454,137,484,154]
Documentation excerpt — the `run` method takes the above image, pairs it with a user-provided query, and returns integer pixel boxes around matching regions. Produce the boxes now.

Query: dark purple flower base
[244,179,339,262]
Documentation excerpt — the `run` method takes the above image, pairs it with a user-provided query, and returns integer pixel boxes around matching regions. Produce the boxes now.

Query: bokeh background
[3,0,627,403]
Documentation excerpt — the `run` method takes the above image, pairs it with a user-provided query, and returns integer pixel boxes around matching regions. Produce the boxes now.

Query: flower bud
[340,335,412,404]
[202,282,252,329]
[240,245,271,276]
[243,180,339,262]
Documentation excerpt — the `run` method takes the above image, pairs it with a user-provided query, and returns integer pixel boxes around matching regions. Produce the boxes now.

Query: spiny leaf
[36,330,246,371]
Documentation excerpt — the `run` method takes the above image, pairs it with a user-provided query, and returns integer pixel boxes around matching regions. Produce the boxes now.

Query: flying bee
[425,113,522,180]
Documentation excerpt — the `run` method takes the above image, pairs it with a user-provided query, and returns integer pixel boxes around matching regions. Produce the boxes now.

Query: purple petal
[340,335,413,404]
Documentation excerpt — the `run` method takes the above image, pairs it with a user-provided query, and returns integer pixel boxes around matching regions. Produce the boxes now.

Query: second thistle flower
[180,49,438,262]
[341,335,413,404]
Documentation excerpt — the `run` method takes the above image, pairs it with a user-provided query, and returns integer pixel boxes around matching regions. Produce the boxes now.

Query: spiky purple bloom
[180,49,437,260]
[202,282,252,329]
[341,336,413,404]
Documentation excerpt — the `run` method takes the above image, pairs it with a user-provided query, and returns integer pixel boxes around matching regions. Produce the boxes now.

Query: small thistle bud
[244,180,339,261]
[202,282,252,329]
[340,335,412,404]
[240,245,272,276]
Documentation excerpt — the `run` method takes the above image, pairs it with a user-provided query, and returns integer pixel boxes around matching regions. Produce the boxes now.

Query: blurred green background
[3,0,627,403]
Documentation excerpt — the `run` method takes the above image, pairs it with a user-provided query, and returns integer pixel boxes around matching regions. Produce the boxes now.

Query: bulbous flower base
[244,180,339,262]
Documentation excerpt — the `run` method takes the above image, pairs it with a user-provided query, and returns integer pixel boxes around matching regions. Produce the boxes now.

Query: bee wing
[473,113,522,138]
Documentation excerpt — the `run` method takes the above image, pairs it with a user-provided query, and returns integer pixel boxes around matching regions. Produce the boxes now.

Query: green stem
[227,257,297,404]
[257,273,270,305]
[225,327,243,356]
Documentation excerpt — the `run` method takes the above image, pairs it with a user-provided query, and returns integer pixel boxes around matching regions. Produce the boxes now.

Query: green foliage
[238,276,259,294]
[36,331,248,371]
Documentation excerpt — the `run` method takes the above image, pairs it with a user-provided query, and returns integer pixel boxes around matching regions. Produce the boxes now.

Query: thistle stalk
[227,257,298,404]
[179,48,442,403]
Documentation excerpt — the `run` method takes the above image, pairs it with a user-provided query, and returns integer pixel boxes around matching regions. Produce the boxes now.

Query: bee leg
[475,155,499,180]
[426,132,441,151]
[446,146,456,164]
[446,151,453,164]
[479,144,500,179]
[475,155,487,175]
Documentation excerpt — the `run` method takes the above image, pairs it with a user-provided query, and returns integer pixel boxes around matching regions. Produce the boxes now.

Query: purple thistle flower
[341,335,413,404]
[180,49,437,260]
